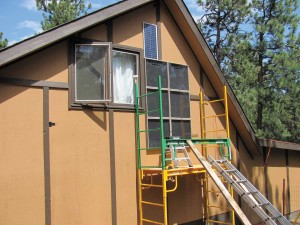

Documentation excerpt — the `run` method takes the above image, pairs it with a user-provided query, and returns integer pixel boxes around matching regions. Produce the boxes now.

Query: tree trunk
[257,32,264,130]
[216,10,221,64]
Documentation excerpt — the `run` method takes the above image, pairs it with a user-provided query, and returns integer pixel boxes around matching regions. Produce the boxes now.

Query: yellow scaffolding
[136,78,235,224]
[200,86,235,225]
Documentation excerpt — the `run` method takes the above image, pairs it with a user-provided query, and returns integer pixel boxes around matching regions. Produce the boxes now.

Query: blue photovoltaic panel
[144,23,158,59]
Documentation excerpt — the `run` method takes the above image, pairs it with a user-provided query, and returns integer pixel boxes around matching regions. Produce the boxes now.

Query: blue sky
[0,0,203,46]
[1,0,299,46]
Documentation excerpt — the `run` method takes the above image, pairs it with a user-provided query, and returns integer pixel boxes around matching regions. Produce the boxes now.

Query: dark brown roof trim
[0,0,153,67]
[259,138,300,151]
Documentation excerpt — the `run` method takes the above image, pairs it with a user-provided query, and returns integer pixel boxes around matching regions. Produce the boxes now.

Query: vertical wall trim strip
[285,149,291,214]
[156,0,162,60]
[263,147,269,200]
[43,86,51,225]
[107,20,113,42]
[236,132,242,206]
[109,109,117,225]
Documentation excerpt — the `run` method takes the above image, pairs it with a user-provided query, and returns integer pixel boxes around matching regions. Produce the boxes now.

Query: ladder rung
[244,191,258,195]
[141,218,164,225]
[141,200,164,207]
[203,114,226,119]
[138,91,158,98]
[141,183,163,188]
[224,169,237,173]
[271,215,283,220]
[235,180,247,183]
[257,202,269,207]
[174,157,190,160]
[138,128,160,133]
[203,98,225,104]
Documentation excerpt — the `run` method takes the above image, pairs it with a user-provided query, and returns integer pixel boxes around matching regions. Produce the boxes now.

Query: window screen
[146,59,191,147]
[146,59,168,88]
[143,23,158,59]
[75,44,110,102]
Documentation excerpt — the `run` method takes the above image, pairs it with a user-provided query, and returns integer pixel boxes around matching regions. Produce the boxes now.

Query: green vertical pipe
[135,81,141,169]
[158,76,166,170]
[227,139,232,160]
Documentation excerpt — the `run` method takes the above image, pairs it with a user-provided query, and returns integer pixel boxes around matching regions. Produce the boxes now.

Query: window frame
[145,59,191,147]
[70,40,112,106]
[69,39,145,111]
[111,49,139,106]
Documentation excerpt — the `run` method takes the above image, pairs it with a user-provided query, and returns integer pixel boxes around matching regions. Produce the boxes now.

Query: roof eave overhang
[0,0,153,68]
[259,139,300,151]
[163,0,261,156]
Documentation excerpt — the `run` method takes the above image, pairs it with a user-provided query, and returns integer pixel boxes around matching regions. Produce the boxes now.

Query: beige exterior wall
[239,139,265,224]
[114,112,138,225]
[49,89,112,225]
[1,1,295,225]
[0,41,69,83]
[0,86,45,225]
[265,148,287,213]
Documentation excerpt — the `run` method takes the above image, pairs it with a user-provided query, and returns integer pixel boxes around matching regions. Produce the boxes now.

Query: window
[146,59,191,147]
[112,50,138,104]
[143,23,158,59]
[74,43,111,103]
[70,40,141,108]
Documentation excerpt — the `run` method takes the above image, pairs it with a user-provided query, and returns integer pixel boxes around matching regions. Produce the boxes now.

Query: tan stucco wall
[239,139,265,224]
[49,89,112,225]
[265,148,287,213]
[114,112,138,225]
[0,1,280,225]
[0,86,45,225]
[0,41,68,83]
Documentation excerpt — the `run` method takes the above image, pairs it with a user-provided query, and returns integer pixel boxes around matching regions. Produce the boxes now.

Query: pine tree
[36,0,92,31]
[197,0,250,65]
[197,0,300,142]
[251,0,300,141]
[0,32,8,49]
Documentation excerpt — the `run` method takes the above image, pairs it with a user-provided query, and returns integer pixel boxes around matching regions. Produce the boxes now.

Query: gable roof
[0,0,261,155]
[0,0,153,67]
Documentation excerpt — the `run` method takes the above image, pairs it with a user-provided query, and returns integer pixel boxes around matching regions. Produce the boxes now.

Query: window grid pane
[146,59,191,146]
[169,63,189,90]
[75,44,108,101]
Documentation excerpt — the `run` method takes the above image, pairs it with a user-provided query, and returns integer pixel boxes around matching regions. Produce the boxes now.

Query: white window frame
[112,49,139,105]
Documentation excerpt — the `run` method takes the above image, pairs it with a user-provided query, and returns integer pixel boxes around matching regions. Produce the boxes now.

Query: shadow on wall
[83,109,107,131]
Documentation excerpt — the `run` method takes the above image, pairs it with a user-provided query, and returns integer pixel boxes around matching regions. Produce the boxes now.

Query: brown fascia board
[0,0,153,68]
[163,0,261,155]
[259,138,300,151]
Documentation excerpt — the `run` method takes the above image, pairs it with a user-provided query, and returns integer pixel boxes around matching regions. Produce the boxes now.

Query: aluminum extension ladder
[208,155,291,225]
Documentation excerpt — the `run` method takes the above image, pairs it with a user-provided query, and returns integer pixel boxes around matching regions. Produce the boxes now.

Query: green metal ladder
[135,76,168,225]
